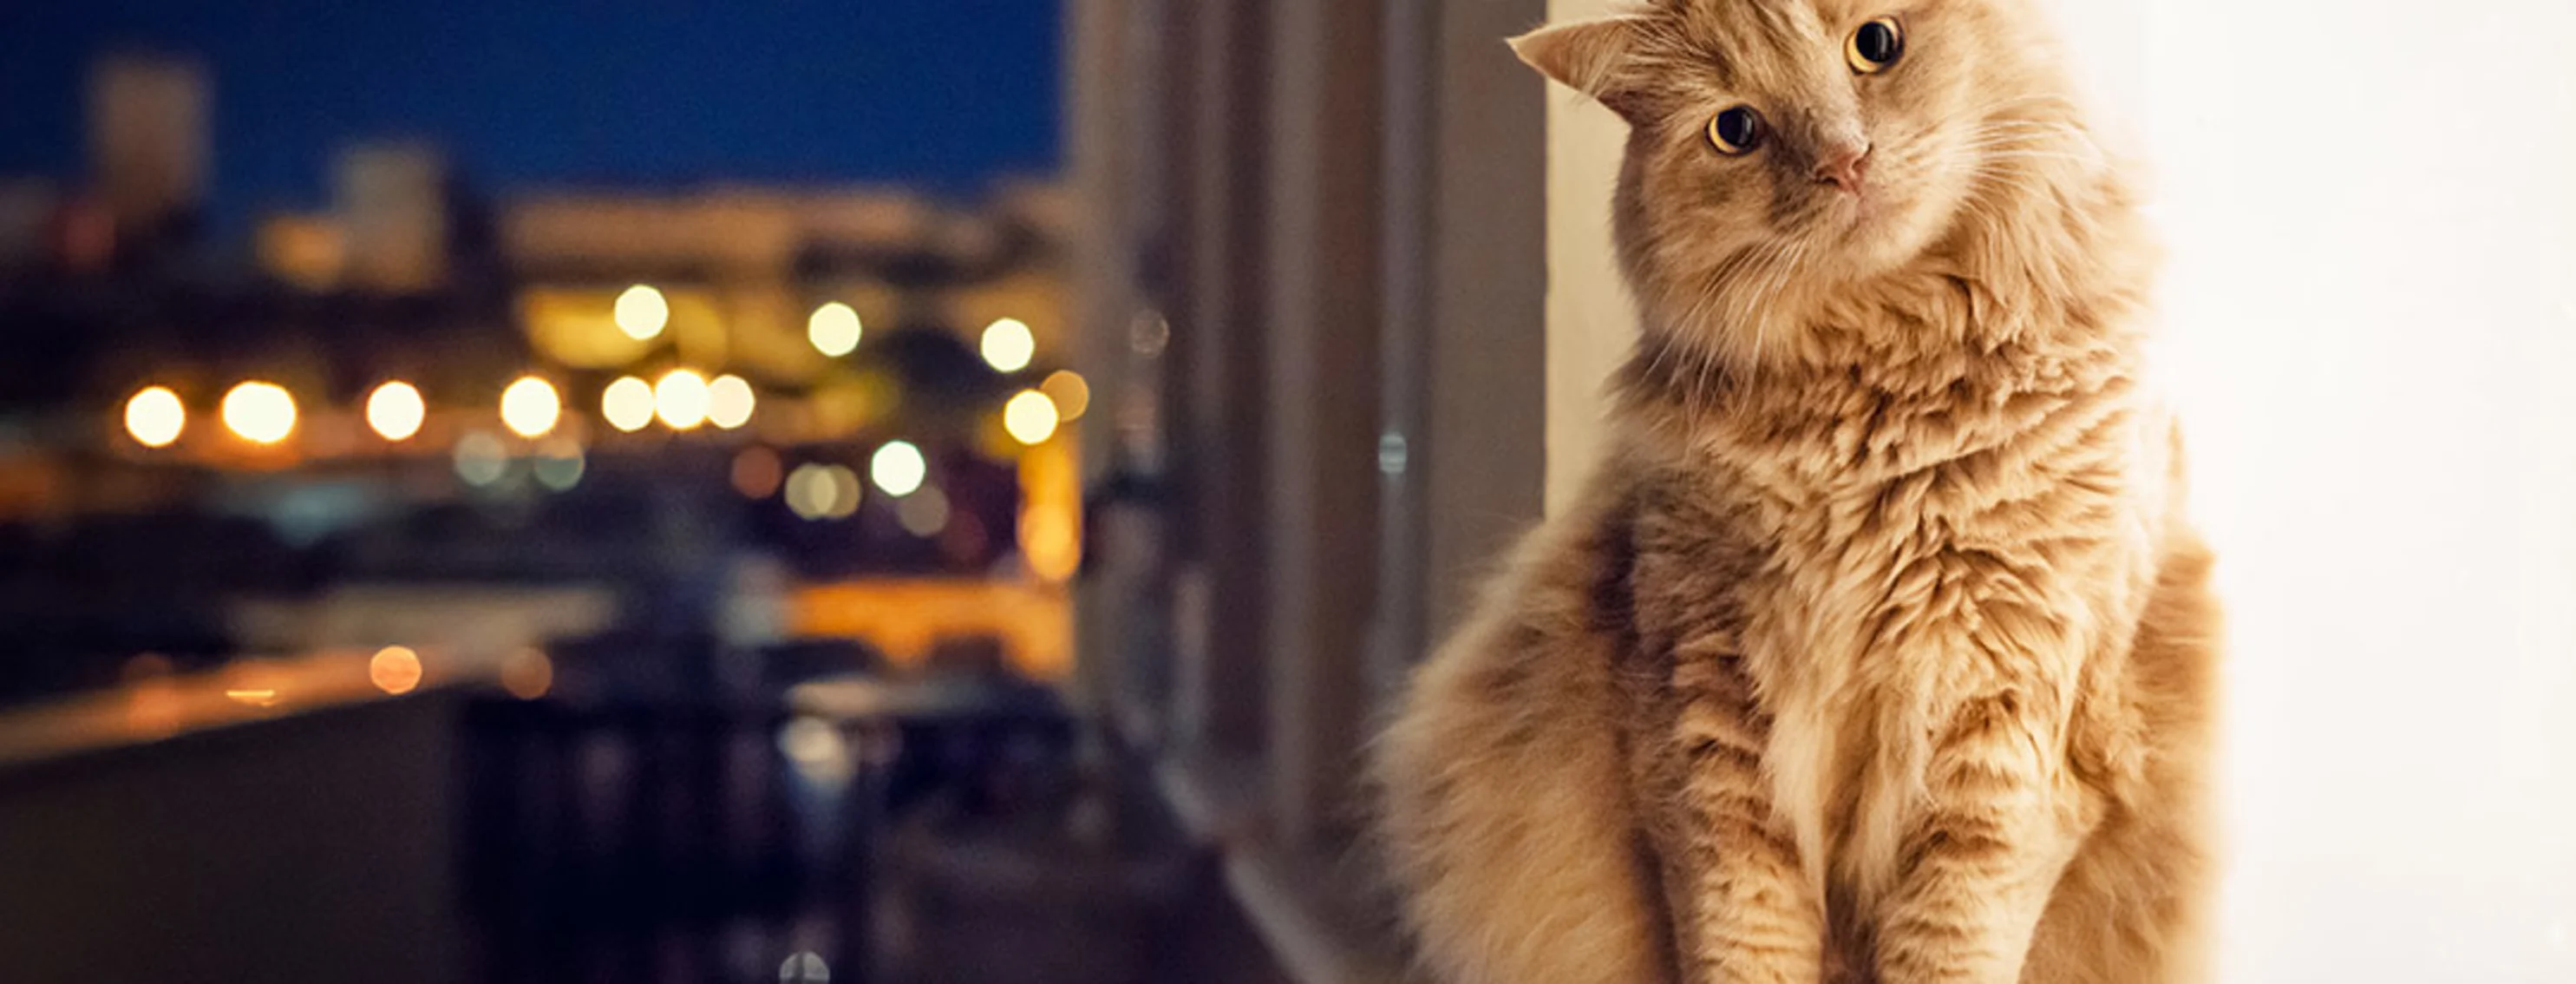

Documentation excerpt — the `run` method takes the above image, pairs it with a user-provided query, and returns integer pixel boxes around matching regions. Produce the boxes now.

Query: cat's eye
[1707,106,1764,155]
[1847,16,1905,74]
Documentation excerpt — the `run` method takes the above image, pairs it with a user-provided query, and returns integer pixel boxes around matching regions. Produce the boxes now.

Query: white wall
[1541,1,2576,980]
[1544,0,1641,514]
[2137,1,2576,980]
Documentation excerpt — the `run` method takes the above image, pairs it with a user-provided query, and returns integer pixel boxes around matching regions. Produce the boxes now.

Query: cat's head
[1517,0,2096,364]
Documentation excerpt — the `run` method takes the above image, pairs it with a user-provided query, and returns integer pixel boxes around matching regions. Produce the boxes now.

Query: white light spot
[499,376,561,438]
[220,381,297,445]
[707,374,755,430]
[614,285,668,339]
[602,376,655,432]
[124,386,185,448]
[980,317,1035,372]
[807,302,862,357]
[870,441,927,497]
[1002,390,1058,445]
[366,382,424,442]
[655,369,709,430]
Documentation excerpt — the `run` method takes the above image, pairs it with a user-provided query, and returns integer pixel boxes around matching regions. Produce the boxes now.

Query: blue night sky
[0,1,1062,241]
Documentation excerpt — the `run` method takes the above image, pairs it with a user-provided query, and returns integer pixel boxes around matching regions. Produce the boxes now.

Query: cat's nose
[1814,141,1872,193]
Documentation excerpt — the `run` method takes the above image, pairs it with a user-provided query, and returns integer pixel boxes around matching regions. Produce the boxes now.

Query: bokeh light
[369,646,422,695]
[808,302,862,357]
[780,950,832,984]
[777,719,853,787]
[1004,390,1060,445]
[655,369,710,430]
[123,385,185,448]
[786,462,862,521]
[366,381,425,442]
[500,648,553,700]
[500,376,561,438]
[870,440,927,496]
[707,374,755,430]
[1020,505,1081,582]
[533,436,585,491]
[220,381,297,445]
[454,430,508,487]
[732,446,785,499]
[602,376,655,432]
[980,317,1035,372]
[897,486,950,537]
[1039,370,1091,422]
[613,284,668,339]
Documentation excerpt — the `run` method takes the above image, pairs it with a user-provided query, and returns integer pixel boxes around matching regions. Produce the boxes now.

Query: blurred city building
[87,53,207,247]
[336,141,452,293]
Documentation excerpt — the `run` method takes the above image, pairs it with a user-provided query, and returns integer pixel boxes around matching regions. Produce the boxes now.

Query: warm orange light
[220,381,297,444]
[366,381,425,441]
[369,646,423,695]
[500,376,561,438]
[124,385,186,448]
[501,648,553,700]
[225,688,279,707]
[732,446,785,499]
[655,369,709,430]
[1020,506,1081,582]
[1039,371,1091,422]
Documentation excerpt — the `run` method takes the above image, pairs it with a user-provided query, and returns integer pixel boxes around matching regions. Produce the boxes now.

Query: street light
[124,386,185,448]
[655,369,709,430]
[614,285,669,340]
[366,381,425,441]
[808,302,862,357]
[980,317,1034,372]
[221,382,297,445]
[500,376,561,438]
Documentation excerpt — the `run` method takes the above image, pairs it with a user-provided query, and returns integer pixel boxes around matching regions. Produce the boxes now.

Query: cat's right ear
[1509,16,1646,118]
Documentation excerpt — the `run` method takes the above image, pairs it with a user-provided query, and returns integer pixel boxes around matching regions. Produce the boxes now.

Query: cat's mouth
[1818,187,1886,242]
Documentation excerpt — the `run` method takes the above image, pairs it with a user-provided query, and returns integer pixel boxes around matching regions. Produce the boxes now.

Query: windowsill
[1149,750,1410,984]
[1153,747,1266,848]
[1222,841,1410,984]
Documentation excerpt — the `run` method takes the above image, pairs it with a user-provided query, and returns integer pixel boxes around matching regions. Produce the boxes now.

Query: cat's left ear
[1509,16,1647,117]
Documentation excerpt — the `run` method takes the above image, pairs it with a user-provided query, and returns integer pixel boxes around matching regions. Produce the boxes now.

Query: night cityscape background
[4,2,2570,983]
[0,3,1156,982]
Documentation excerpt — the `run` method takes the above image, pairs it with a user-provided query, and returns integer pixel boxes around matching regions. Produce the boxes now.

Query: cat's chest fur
[1621,341,2150,905]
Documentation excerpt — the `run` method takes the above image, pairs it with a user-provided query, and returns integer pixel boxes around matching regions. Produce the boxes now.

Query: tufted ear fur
[1508,16,1648,119]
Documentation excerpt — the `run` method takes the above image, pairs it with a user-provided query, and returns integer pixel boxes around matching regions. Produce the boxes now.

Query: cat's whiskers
[1741,239,1810,379]
[1664,245,1766,388]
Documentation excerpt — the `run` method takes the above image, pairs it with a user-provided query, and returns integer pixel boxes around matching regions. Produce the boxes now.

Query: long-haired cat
[1372,2,2221,982]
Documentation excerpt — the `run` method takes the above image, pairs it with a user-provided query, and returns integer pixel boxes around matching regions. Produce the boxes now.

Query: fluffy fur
[1372,2,2221,982]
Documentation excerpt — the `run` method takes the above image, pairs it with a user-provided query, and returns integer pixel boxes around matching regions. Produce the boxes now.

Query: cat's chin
[1817,195,1942,280]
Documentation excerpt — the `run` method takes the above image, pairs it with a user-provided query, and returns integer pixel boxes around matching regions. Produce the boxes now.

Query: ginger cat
[1373,3,2221,982]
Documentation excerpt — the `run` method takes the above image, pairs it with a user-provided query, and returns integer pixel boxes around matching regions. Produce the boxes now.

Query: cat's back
[1374,464,1680,984]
